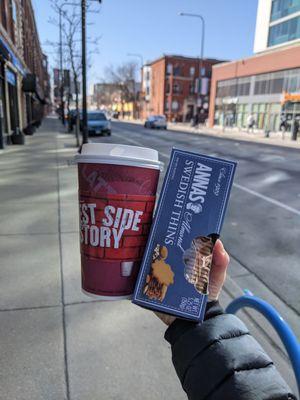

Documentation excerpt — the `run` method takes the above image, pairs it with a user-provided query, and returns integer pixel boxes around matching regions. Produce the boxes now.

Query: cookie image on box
[183,236,214,295]
[143,245,174,301]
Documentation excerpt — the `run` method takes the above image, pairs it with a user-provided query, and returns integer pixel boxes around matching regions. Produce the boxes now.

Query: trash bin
[11,128,25,145]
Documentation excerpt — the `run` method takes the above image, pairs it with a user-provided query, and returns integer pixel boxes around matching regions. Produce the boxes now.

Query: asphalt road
[93,121,300,315]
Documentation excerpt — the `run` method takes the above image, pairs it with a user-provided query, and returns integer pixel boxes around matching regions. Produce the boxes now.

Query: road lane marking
[112,131,300,217]
[233,183,300,216]
[112,131,170,157]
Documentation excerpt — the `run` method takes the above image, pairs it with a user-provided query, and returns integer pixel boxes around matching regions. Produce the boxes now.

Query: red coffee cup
[75,143,162,299]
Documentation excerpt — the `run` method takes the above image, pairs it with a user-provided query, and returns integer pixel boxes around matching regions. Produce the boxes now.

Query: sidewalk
[119,118,300,149]
[0,118,298,399]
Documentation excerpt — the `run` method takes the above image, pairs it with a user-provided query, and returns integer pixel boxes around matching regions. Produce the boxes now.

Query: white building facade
[254,0,300,53]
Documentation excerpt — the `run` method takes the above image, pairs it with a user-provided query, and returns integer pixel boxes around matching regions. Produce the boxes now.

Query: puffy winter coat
[165,301,297,400]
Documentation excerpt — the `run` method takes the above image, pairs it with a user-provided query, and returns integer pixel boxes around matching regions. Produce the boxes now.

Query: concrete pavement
[0,118,185,400]
[0,117,298,399]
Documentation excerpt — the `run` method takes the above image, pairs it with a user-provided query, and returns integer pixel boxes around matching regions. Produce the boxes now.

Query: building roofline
[212,42,300,69]
[149,54,227,65]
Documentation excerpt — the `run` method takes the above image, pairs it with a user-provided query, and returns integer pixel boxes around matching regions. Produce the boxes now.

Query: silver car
[144,115,167,129]
[86,111,111,136]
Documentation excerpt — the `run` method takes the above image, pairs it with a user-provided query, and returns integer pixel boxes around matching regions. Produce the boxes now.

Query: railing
[226,290,300,396]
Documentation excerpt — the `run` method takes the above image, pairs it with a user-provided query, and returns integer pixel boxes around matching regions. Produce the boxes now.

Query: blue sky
[33,0,258,89]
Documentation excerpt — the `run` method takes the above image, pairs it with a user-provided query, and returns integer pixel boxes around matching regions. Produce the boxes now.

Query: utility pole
[81,0,88,144]
[81,0,102,144]
[59,9,65,125]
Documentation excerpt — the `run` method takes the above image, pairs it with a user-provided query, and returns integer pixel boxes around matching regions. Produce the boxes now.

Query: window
[254,80,268,95]
[172,100,179,111]
[270,77,284,93]
[237,82,251,96]
[165,101,169,111]
[173,83,182,94]
[190,66,195,76]
[173,65,181,76]
[189,83,195,94]
[270,0,300,22]
[166,64,173,75]
[11,0,17,22]
[166,82,170,94]
[200,67,206,77]
[200,77,210,95]
[1,0,7,29]
[268,16,300,46]
[216,78,250,98]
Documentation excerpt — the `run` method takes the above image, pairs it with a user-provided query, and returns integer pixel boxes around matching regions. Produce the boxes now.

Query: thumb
[208,240,230,301]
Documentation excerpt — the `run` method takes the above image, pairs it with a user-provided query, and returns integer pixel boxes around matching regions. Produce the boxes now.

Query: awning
[23,74,46,104]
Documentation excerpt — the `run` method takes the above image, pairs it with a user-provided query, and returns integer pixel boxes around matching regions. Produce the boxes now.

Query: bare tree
[104,61,138,103]
[48,0,101,146]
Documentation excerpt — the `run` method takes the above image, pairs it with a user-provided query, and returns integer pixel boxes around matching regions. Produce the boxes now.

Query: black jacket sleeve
[165,301,297,400]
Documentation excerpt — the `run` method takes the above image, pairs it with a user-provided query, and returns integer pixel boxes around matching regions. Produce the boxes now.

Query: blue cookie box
[132,149,237,322]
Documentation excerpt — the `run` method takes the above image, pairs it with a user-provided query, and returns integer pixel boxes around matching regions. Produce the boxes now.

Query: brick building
[0,0,50,147]
[208,45,300,132]
[208,0,300,136]
[141,55,224,123]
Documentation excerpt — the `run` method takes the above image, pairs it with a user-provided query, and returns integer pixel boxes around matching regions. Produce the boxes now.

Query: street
[94,121,300,316]
[0,118,299,399]
[0,0,299,397]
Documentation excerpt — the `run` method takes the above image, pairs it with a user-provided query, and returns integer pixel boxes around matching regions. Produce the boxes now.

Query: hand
[155,239,230,325]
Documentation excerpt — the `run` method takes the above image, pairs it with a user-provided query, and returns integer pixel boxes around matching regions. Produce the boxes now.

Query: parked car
[144,115,167,129]
[85,111,111,136]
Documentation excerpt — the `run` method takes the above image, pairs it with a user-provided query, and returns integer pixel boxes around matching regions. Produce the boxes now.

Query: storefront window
[258,104,266,112]
[236,104,249,128]
[6,69,19,133]
[269,103,281,131]
[215,68,300,130]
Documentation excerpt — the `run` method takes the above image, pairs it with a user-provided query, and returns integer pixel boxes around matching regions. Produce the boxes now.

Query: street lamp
[178,12,205,71]
[179,12,206,119]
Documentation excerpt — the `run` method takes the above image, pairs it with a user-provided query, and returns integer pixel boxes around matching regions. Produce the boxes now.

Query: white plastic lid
[75,143,163,170]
